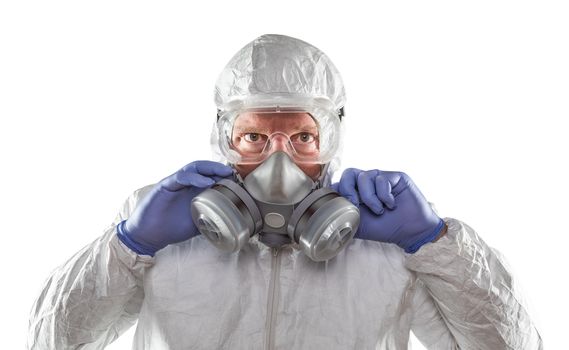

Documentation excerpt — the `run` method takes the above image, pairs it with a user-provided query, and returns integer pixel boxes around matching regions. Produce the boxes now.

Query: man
[28,34,542,349]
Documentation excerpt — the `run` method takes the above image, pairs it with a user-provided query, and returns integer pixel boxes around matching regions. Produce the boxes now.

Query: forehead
[233,111,318,133]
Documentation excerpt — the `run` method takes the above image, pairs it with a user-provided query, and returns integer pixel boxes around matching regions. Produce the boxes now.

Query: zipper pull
[272,247,279,257]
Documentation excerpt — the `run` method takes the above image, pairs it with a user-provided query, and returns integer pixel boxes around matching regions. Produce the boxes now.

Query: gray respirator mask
[190,152,360,261]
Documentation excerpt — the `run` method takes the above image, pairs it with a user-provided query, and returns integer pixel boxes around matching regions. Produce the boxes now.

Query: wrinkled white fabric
[28,185,542,349]
[214,34,346,112]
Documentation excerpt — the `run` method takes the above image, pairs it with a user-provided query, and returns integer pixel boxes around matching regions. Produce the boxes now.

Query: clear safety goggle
[215,107,342,165]
[230,127,320,165]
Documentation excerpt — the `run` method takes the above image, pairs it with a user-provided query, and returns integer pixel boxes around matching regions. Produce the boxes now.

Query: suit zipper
[265,247,282,350]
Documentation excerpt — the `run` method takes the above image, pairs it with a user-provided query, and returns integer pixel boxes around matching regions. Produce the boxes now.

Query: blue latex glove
[331,168,445,254]
[117,161,234,256]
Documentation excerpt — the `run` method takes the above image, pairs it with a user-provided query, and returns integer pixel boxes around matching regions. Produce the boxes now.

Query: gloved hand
[117,161,234,256]
[331,168,445,254]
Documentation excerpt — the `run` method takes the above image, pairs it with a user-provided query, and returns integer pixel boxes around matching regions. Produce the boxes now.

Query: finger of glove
[175,171,218,188]
[188,161,234,178]
[160,161,233,191]
[211,175,232,182]
[375,175,396,210]
[338,168,362,206]
[160,172,214,192]
[357,170,384,215]
[386,171,408,196]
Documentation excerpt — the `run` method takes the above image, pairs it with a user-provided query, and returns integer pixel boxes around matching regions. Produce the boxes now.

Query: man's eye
[244,133,265,142]
[294,132,315,143]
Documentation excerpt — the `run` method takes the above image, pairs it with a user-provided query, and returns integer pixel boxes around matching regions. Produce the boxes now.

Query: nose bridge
[267,132,294,154]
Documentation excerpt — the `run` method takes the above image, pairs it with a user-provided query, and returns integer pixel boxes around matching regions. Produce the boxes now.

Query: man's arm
[27,186,155,350]
[406,218,543,349]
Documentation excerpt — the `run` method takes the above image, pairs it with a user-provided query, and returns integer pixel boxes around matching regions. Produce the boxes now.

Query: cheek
[299,163,322,180]
[234,163,259,179]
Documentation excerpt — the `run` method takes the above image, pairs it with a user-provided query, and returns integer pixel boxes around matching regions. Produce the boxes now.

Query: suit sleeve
[406,218,543,350]
[27,185,155,350]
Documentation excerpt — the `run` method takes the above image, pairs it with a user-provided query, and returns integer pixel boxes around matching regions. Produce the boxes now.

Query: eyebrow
[233,126,271,134]
[233,124,319,134]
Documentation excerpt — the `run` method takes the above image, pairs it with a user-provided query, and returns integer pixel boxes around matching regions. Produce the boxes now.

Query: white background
[1,0,567,348]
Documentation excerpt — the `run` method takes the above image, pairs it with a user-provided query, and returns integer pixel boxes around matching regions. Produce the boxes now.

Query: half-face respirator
[190,152,360,261]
